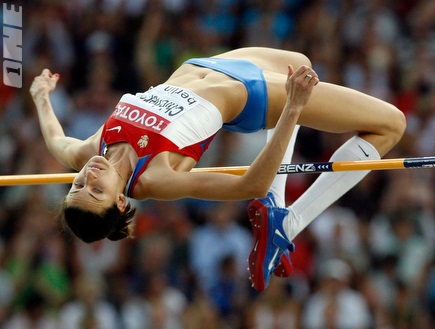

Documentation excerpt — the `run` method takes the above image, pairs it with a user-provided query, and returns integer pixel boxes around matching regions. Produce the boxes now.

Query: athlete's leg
[266,125,300,208]
[298,81,406,156]
[226,48,406,156]
[266,126,300,277]
[284,135,380,240]
[247,52,405,291]
[278,84,405,239]
[223,48,406,156]
[247,125,300,290]
[216,47,312,75]
[280,84,406,239]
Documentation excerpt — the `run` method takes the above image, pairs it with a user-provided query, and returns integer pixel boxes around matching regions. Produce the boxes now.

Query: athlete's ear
[116,193,127,212]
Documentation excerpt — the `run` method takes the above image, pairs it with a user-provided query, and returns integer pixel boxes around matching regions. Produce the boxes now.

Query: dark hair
[59,201,136,243]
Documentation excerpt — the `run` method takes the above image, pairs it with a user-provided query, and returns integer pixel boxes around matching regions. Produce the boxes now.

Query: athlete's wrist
[283,102,303,116]
[33,94,56,119]
[32,90,50,104]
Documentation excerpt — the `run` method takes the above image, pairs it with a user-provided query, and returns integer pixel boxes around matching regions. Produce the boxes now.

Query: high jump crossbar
[0,156,433,186]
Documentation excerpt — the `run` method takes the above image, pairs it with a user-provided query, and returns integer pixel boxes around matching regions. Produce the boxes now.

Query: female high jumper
[30,47,406,290]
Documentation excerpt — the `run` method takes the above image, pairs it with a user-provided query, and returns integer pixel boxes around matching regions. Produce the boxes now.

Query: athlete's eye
[93,187,103,193]
[74,183,84,189]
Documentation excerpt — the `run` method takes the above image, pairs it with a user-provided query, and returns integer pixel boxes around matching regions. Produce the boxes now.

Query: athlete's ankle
[283,206,298,241]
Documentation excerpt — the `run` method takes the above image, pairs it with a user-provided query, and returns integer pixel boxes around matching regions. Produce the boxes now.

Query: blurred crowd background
[0,0,434,328]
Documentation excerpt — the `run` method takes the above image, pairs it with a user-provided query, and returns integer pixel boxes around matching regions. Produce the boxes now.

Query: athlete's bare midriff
[167,63,289,128]
[166,64,248,123]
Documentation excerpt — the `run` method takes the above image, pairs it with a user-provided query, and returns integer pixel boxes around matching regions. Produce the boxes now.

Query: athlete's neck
[103,143,136,183]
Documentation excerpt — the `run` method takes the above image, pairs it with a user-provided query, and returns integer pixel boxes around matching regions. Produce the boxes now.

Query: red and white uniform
[99,84,222,197]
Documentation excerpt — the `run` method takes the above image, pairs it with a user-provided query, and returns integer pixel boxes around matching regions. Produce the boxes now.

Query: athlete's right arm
[142,65,319,202]
[30,69,100,171]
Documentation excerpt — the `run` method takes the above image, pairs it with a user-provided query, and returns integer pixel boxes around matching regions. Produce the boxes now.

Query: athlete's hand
[30,69,60,99]
[284,65,318,112]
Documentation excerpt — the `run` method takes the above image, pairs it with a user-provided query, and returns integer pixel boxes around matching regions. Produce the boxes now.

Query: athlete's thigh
[215,47,312,74]
[298,81,397,135]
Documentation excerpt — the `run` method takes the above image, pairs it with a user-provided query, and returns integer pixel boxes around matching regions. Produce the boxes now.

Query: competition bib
[111,85,199,133]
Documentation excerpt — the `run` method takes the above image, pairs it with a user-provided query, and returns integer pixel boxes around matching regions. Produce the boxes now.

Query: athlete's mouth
[88,165,102,171]
[87,162,106,172]
[87,156,109,170]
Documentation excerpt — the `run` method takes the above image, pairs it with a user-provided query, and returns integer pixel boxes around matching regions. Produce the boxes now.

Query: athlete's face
[66,156,125,213]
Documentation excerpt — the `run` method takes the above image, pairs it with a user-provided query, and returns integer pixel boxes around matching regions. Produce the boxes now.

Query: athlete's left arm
[137,168,258,201]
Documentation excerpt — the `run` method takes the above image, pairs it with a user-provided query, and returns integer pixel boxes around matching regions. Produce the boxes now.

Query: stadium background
[0,0,434,328]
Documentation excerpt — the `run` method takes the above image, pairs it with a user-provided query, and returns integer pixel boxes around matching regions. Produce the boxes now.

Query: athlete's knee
[300,53,312,68]
[291,52,312,68]
[362,103,406,155]
[385,104,407,145]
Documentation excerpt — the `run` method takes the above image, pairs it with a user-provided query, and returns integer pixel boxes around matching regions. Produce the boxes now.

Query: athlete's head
[60,156,135,243]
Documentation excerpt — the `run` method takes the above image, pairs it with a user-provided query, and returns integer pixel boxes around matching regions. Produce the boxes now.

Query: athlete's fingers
[284,64,319,109]
[41,68,52,77]
[291,65,311,78]
[299,67,319,87]
[306,72,319,86]
[41,69,60,80]
[288,66,318,87]
[289,66,319,89]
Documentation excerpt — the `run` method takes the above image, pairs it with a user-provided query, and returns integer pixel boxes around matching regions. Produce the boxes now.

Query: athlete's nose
[85,168,98,180]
